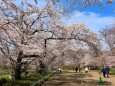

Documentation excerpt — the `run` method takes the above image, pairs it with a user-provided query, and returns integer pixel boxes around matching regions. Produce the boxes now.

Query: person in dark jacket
[101,66,106,78]
[75,66,78,72]
[106,66,110,77]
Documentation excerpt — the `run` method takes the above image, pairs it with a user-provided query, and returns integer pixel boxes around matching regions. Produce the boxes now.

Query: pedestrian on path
[97,71,104,83]
[75,66,78,72]
[85,67,89,73]
[106,66,110,77]
[101,66,106,78]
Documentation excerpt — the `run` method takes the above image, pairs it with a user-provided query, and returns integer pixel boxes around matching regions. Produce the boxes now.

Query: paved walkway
[42,71,115,86]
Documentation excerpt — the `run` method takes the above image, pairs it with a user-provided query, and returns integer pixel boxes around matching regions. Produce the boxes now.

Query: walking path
[42,71,115,86]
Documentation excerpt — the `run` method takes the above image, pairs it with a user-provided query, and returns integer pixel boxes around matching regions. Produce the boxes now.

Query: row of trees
[0,0,114,80]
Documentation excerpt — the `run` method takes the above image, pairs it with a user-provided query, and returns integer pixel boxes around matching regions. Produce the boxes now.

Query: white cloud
[63,11,115,32]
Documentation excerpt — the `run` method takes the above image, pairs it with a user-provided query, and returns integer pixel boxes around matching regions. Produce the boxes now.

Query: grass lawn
[110,68,115,75]
[0,70,53,86]
[63,69,76,72]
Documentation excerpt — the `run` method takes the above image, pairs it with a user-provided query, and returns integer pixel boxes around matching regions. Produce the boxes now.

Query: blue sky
[37,0,115,33]
[62,1,115,33]
[15,0,115,33]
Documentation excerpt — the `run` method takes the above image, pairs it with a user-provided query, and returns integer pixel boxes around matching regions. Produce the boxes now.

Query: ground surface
[42,71,115,86]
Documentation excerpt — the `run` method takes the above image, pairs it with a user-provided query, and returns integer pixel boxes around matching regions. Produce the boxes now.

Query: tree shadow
[42,72,112,86]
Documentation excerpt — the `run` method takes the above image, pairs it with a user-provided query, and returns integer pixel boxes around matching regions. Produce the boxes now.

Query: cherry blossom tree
[91,53,115,67]
[34,0,113,13]
[0,0,102,80]
[87,27,115,67]
[0,0,61,80]
[100,27,115,56]
[42,23,101,69]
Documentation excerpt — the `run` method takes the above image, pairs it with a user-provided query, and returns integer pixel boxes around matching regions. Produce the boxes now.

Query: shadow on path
[42,72,112,86]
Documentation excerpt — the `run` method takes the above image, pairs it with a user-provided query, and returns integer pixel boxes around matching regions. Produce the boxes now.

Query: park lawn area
[110,68,115,75]
[63,69,76,72]
[0,71,53,86]
[0,68,11,75]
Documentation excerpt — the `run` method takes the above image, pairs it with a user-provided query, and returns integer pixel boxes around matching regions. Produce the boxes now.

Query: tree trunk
[14,51,23,80]
[14,64,21,80]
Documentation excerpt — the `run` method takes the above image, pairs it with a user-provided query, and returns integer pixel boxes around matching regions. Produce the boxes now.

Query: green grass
[110,68,115,75]
[63,69,76,72]
[0,69,11,75]
[0,70,53,86]
[0,73,9,80]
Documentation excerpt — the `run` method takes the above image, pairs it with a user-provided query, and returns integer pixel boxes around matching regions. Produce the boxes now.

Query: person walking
[75,66,78,72]
[101,66,106,78]
[106,66,110,77]
[85,67,89,73]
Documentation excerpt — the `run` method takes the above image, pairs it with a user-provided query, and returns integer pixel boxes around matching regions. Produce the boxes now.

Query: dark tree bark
[13,51,41,80]
[14,51,23,80]
[14,63,21,80]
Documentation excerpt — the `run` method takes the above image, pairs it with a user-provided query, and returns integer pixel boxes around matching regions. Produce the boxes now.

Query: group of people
[101,66,110,78]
